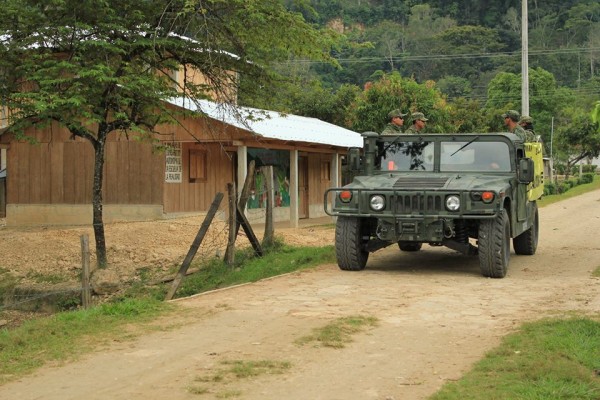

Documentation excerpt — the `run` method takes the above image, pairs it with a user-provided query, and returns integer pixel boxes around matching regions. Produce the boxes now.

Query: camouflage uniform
[502,110,526,141]
[381,109,407,135]
[404,111,428,134]
[519,115,537,142]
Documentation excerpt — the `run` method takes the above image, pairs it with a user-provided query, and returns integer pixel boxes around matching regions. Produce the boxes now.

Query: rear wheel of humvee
[478,208,510,278]
[398,242,422,251]
[513,202,539,255]
[335,217,369,271]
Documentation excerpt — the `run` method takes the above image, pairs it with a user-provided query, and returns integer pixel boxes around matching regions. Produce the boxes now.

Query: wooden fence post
[165,192,224,301]
[223,160,255,262]
[80,234,92,309]
[226,183,236,266]
[262,165,275,247]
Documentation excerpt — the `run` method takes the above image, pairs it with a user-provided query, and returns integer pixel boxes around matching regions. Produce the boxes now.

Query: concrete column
[290,149,299,228]
[236,145,247,198]
[0,149,6,170]
[331,153,339,187]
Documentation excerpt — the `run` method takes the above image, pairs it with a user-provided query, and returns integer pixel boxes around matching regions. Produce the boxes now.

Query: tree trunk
[92,137,108,268]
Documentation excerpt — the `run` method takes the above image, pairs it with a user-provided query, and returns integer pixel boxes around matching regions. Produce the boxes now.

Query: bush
[557,182,570,194]
[580,173,594,184]
[543,182,557,195]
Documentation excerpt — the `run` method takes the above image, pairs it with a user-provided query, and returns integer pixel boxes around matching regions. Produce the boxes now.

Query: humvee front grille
[393,177,449,189]
[394,193,443,213]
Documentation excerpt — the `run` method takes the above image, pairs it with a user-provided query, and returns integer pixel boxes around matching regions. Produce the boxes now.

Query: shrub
[543,182,557,195]
[580,173,594,184]
[557,182,570,194]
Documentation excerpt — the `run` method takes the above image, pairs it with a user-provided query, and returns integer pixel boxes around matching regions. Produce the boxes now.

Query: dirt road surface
[1,191,599,400]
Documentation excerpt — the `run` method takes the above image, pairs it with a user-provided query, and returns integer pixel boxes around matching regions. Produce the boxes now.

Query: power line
[284,46,600,65]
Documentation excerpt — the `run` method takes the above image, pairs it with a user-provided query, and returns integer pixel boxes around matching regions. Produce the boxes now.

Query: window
[189,150,207,182]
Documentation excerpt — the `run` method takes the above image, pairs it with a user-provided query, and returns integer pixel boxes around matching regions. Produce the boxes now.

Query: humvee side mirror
[347,147,361,172]
[518,158,534,184]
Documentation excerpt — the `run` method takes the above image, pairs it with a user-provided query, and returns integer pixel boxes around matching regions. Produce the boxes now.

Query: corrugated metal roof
[168,97,363,148]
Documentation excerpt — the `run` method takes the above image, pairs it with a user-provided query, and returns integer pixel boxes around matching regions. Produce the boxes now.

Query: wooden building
[0,98,361,227]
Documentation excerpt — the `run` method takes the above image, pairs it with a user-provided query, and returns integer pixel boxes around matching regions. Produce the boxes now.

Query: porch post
[290,149,299,228]
[237,145,248,199]
[331,152,339,187]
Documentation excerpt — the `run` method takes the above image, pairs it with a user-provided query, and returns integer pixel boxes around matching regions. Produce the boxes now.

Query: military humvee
[324,132,544,278]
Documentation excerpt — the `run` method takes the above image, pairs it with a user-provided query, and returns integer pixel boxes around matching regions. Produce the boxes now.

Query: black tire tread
[478,209,510,278]
[513,202,538,255]
[335,217,368,271]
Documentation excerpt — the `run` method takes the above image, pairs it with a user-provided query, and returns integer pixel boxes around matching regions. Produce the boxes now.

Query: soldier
[381,109,407,135]
[519,115,537,142]
[405,112,428,133]
[502,110,526,141]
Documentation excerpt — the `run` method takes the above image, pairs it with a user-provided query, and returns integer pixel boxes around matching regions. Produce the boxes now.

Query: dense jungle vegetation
[240,0,600,166]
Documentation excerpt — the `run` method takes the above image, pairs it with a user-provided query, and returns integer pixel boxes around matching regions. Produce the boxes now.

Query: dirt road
[1,191,599,400]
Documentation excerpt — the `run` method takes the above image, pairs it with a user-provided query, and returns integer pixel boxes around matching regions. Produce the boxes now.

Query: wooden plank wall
[163,142,234,213]
[7,135,164,205]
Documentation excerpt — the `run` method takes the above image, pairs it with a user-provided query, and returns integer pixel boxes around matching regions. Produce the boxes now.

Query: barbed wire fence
[0,162,285,316]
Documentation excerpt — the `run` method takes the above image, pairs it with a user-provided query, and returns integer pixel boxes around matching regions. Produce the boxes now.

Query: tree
[0,0,336,267]
[347,72,451,133]
[555,106,600,178]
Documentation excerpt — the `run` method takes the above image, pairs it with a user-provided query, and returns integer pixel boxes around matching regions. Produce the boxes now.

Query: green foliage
[580,173,595,184]
[431,318,600,400]
[348,72,451,133]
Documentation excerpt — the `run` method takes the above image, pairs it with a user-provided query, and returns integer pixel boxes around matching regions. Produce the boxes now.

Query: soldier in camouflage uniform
[405,112,428,134]
[502,110,527,141]
[381,109,407,135]
[519,115,537,142]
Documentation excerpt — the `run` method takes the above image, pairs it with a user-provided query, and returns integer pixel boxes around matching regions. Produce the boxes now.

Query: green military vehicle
[324,132,544,278]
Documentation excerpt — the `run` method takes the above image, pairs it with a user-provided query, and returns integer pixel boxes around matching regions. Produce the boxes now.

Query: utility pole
[521,0,529,116]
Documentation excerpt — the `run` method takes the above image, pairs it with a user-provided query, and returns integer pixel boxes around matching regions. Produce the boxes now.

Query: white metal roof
[168,97,363,148]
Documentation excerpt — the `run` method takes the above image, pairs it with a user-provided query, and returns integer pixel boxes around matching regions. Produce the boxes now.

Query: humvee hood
[351,173,510,191]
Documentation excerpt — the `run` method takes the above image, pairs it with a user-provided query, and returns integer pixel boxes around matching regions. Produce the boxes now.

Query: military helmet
[519,115,533,124]
[502,110,520,122]
[411,111,429,122]
[388,109,407,119]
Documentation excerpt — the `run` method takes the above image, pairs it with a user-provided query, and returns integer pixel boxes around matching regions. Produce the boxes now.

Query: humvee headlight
[369,195,385,211]
[445,195,460,211]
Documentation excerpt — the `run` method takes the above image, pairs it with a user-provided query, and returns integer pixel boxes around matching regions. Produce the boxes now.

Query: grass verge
[295,315,378,348]
[593,266,600,278]
[430,318,600,400]
[538,175,600,208]
[0,298,171,384]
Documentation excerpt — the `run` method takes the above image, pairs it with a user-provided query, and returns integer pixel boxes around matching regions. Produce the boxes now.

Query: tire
[398,242,422,252]
[513,202,539,255]
[335,217,369,271]
[478,208,510,278]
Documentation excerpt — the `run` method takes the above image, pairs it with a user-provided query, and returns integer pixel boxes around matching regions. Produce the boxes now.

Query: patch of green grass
[189,359,291,397]
[295,315,379,348]
[0,298,171,384]
[174,241,335,299]
[538,175,600,208]
[26,271,69,284]
[430,318,600,400]
[593,266,600,278]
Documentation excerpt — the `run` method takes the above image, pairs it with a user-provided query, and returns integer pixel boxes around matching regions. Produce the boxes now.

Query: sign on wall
[165,143,182,183]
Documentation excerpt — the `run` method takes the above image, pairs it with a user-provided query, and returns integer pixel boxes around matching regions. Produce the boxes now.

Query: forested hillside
[239,0,600,167]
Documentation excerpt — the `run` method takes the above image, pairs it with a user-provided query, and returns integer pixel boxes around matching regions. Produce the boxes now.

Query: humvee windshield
[379,140,512,172]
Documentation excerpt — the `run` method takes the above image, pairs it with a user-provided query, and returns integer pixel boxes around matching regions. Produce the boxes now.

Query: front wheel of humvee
[513,202,539,255]
[398,242,422,251]
[335,217,369,271]
[478,209,510,278]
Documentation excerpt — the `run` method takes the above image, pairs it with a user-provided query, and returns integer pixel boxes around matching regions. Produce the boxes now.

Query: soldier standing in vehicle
[381,109,407,135]
[519,115,536,142]
[405,112,428,133]
[502,110,526,141]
